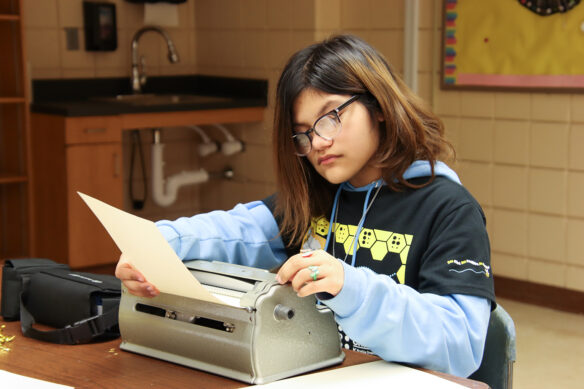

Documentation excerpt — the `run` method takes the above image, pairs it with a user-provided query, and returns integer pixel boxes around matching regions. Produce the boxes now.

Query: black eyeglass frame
[292,95,361,156]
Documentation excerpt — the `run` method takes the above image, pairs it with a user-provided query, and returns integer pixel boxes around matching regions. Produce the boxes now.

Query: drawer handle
[84,127,107,134]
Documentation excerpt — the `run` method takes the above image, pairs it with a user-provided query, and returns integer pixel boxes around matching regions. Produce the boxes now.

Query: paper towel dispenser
[83,2,117,51]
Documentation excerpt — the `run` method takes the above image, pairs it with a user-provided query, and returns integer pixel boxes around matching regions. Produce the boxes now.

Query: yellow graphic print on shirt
[304,216,413,284]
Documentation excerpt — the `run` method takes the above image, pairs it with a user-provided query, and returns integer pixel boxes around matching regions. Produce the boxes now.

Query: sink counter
[30,75,267,268]
[31,75,268,117]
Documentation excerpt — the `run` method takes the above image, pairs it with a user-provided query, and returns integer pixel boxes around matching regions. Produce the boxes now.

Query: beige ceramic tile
[418,0,436,29]
[242,0,268,29]
[460,91,495,119]
[232,143,274,183]
[569,124,584,170]
[565,265,584,292]
[340,0,371,29]
[23,0,58,28]
[494,92,530,120]
[531,93,571,123]
[571,94,584,123]
[456,161,492,207]
[58,0,83,28]
[416,72,433,108]
[417,29,433,73]
[491,209,527,256]
[29,68,61,80]
[26,28,61,69]
[527,259,565,288]
[61,68,96,78]
[120,0,145,30]
[289,0,316,30]
[368,30,404,70]
[529,122,569,169]
[95,30,130,71]
[493,119,529,165]
[194,0,216,29]
[493,165,528,210]
[457,118,493,162]
[267,0,294,29]
[267,30,292,69]
[60,29,96,70]
[527,213,566,263]
[289,31,317,59]
[566,219,584,266]
[195,30,218,68]
[371,0,404,29]
[315,0,342,30]
[242,30,269,70]
[441,116,460,150]
[491,252,528,280]
[433,89,461,116]
[210,0,241,29]
[528,168,566,215]
[567,171,584,218]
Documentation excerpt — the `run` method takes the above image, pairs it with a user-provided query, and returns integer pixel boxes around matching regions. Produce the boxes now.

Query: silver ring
[308,265,319,281]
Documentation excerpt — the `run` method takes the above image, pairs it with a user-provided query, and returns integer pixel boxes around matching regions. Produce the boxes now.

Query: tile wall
[22,0,584,292]
[432,16,584,292]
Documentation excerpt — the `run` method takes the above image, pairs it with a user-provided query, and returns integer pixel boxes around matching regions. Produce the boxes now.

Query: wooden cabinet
[0,0,33,259]
[31,107,264,268]
[31,113,123,268]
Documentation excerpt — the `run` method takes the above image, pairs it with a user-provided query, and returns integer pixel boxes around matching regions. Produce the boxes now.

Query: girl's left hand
[276,250,344,297]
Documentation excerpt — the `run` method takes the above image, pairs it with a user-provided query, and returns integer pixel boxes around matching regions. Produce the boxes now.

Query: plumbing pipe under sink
[151,128,209,207]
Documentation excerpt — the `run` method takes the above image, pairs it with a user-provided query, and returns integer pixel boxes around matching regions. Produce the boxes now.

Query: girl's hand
[276,250,344,297]
[115,254,159,297]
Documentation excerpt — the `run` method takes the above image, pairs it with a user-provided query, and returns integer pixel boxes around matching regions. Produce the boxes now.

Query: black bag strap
[19,296,119,345]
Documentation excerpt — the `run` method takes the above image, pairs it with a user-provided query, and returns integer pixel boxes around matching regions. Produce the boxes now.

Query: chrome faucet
[131,26,180,93]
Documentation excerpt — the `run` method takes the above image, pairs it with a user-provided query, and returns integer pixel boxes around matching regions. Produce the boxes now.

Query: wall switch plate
[65,27,79,51]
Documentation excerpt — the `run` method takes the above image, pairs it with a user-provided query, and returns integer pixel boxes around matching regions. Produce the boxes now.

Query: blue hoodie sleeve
[155,201,287,269]
[320,262,491,377]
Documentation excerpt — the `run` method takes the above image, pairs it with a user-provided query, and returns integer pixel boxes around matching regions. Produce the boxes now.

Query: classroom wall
[22,0,584,293]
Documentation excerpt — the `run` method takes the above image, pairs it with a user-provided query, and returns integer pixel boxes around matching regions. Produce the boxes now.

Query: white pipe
[404,0,420,93]
[213,124,244,155]
[151,134,209,207]
[188,125,218,157]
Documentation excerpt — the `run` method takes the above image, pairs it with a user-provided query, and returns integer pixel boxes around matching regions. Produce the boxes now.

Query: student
[116,34,495,378]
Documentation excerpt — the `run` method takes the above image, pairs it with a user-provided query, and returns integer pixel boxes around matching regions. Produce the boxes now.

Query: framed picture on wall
[441,0,584,92]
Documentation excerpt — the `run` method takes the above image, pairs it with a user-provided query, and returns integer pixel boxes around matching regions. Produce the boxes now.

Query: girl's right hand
[115,254,159,297]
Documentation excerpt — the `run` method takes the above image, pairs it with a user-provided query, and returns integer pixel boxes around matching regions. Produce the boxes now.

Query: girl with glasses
[116,35,494,378]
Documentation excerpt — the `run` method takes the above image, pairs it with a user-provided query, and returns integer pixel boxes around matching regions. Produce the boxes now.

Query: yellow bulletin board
[441,0,584,91]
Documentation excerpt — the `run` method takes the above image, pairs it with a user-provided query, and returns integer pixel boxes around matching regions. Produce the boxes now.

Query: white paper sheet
[0,370,73,389]
[78,192,226,305]
[242,360,466,388]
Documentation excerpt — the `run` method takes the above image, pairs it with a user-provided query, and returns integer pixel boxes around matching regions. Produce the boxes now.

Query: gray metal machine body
[119,260,345,384]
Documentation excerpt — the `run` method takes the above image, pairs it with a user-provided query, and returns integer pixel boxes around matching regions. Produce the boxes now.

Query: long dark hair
[273,34,454,247]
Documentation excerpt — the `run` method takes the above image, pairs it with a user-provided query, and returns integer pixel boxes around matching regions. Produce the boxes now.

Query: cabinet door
[66,143,123,267]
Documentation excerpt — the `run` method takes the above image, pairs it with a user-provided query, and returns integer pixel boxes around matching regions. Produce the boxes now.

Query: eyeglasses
[292,95,360,156]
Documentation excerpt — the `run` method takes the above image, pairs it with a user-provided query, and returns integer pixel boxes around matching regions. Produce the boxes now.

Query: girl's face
[292,88,382,187]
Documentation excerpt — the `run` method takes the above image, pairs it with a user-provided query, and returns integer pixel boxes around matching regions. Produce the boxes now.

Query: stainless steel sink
[92,94,232,106]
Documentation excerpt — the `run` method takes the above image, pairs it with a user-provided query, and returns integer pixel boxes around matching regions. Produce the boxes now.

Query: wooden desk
[0,262,488,388]
[0,319,488,388]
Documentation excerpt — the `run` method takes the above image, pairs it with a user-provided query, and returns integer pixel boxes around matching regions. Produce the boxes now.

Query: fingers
[115,257,159,298]
[276,250,344,297]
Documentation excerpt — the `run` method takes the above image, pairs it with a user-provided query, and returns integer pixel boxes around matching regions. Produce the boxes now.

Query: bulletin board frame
[440,0,584,93]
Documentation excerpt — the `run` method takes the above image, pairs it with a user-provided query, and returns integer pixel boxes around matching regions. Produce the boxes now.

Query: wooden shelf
[0,174,27,184]
[0,14,19,21]
[0,96,25,103]
[0,0,32,259]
